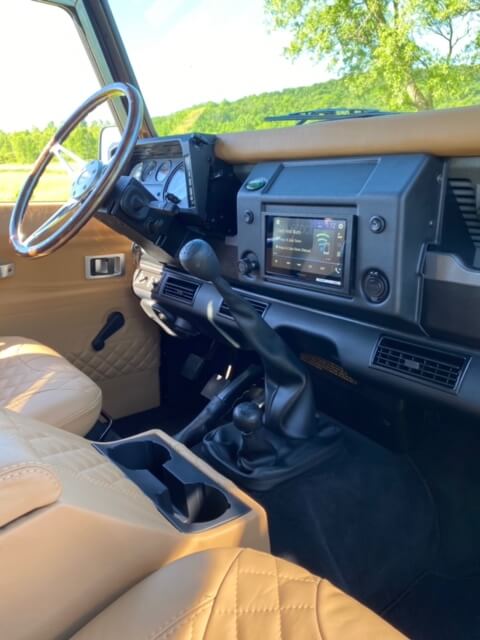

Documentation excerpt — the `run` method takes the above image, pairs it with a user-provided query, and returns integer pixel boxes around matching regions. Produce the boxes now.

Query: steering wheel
[9,82,143,258]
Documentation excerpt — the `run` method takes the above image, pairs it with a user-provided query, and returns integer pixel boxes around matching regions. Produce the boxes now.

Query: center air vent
[372,336,468,392]
[219,297,268,319]
[162,276,199,305]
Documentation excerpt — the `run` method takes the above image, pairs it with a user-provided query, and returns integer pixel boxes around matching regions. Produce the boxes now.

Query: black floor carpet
[251,417,480,639]
[251,427,437,614]
[384,573,480,640]
[382,415,480,639]
[111,404,197,439]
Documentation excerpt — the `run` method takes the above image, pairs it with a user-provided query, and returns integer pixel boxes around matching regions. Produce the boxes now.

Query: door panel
[0,203,160,419]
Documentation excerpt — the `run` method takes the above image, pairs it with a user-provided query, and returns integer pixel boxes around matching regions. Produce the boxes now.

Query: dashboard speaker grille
[219,297,268,319]
[372,336,468,391]
[162,276,199,305]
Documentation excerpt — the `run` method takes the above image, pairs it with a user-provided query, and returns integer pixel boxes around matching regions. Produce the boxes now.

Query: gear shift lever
[179,239,317,439]
[232,402,277,468]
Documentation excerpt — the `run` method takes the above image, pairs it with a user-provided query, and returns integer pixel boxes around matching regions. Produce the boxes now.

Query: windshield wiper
[265,108,395,125]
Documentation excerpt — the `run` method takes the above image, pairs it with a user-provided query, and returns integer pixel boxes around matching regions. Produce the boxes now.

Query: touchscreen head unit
[266,216,350,291]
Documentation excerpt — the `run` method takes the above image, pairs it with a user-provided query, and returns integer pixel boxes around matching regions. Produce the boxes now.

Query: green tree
[264,0,480,110]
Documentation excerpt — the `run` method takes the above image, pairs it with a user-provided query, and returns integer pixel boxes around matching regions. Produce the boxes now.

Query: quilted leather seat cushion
[0,337,101,435]
[72,547,406,639]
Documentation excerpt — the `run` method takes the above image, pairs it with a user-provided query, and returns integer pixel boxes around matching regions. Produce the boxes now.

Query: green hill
[152,68,480,136]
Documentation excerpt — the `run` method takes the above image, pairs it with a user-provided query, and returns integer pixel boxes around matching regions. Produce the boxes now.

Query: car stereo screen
[266,216,347,287]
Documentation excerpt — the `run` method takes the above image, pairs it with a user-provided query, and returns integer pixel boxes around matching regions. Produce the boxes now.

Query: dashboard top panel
[214,105,480,164]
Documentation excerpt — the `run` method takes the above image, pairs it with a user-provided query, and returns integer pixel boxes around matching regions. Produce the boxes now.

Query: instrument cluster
[130,158,188,208]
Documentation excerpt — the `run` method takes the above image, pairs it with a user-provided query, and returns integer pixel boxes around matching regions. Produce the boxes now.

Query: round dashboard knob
[238,255,259,276]
[362,269,389,303]
[369,216,386,234]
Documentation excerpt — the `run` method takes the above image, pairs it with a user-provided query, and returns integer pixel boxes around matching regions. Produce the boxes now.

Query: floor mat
[409,417,480,578]
[251,427,437,614]
[384,573,480,640]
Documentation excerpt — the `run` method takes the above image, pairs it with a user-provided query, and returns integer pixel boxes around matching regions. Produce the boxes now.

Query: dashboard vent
[449,178,480,249]
[219,297,268,319]
[372,336,468,391]
[162,276,199,305]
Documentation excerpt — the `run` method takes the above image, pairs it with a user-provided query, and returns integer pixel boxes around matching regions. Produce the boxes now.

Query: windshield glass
[110,0,479,134]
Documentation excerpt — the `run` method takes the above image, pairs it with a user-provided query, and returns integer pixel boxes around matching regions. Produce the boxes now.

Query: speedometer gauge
[164,163,188,206]
[131,162,143,181]
[141,160,157,182]
[156,160,171,183]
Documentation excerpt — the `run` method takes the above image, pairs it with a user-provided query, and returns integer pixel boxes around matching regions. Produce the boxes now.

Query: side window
[0,1,105,204]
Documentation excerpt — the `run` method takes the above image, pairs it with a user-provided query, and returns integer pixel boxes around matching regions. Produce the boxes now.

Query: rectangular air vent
[162,276,199,305]
[219,297,268,319]
[449,178,480,249]
[372,336,468,391]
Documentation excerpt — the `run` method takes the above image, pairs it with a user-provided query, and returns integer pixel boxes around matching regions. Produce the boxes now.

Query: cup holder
[175,483,230,524]
[95,436,239,531]
[107,439,171,470]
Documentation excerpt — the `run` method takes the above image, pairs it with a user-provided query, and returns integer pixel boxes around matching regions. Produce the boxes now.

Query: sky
[0,0,330,132]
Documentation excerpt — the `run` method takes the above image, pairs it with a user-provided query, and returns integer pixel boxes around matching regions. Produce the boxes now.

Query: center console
[0,414,269,640]
[235,155,443,325]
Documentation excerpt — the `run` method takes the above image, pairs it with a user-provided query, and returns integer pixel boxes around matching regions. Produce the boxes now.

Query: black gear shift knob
[233,402,263,435]
[179,239,221,282]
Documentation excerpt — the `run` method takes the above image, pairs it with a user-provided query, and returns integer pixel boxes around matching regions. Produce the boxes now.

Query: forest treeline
[2,67,479,164]
[0,121,104,165]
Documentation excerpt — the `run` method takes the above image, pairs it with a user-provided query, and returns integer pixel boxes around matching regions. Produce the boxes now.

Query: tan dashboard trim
[215,105,480,163]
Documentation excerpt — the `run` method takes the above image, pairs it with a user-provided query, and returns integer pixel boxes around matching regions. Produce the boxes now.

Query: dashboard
[97,131,480,420]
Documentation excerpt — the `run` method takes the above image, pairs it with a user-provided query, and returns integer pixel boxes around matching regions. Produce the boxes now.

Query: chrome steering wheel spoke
[24,200,78,245]
[50,143,86,176]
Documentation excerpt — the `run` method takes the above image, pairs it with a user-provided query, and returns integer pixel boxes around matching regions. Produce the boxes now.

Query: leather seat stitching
[215,604,316,614]
[203,548,244,637]
[234,551,239,640]
[0,461,45,471]
[0,467,61,491]
[237,570,317,582]
[315,579,325,640]
[149,600,213,640]
[14,390,102,425]
[274,557,284,640]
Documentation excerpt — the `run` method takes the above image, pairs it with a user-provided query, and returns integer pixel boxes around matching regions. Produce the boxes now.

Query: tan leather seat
[72,547,406,640]
[0,336,101,435]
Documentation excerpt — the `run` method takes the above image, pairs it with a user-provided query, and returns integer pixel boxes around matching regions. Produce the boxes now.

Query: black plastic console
[94,435,247,532]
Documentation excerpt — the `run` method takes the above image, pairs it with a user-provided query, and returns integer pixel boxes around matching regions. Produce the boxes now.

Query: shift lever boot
[179,239,317,439]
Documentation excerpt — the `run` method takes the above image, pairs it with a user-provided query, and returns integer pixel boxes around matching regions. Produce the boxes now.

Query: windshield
[109,0,480,134]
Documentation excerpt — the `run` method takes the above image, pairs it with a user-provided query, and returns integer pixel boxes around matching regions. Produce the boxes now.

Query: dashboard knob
[243,210,255,224]
[369,216,386,234]
[363,269,389,303]
[238,253,259,276]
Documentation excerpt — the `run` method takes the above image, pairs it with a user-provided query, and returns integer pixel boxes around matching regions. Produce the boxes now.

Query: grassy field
[0,164,70,203]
